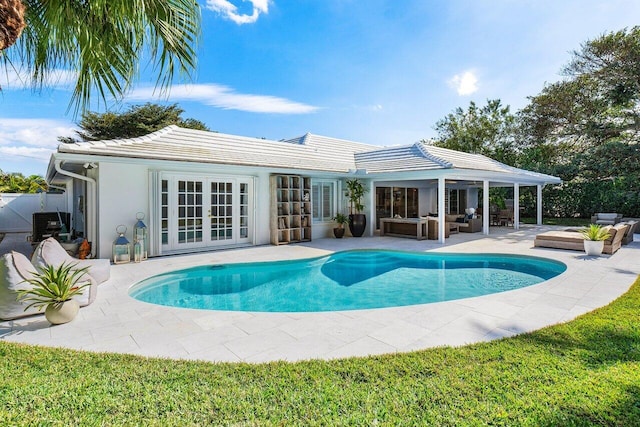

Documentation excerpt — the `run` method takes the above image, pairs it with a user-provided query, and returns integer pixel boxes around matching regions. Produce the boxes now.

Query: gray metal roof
[57,126,372,173]
[54,126,560,183]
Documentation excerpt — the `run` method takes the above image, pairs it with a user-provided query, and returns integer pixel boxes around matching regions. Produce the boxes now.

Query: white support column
[483,180,490,235]
[367,179,375,237]
[513,183,520,230]
[537,184,543,225]
[438,177,446,244]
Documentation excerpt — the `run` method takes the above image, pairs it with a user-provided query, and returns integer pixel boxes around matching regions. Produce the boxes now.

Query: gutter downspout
[54,160,97,258]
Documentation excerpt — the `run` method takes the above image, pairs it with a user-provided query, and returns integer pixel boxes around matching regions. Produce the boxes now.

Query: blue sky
[2,0,640,176]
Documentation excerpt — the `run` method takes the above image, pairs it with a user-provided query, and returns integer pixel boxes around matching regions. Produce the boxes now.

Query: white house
[44,126,561,259]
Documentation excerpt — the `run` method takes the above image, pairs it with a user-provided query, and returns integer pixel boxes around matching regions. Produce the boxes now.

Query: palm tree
[0,170,47,193]
[1,0,200,113]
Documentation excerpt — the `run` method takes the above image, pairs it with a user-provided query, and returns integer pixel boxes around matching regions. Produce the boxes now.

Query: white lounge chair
[31,238,111,285]
[0,251,97,320]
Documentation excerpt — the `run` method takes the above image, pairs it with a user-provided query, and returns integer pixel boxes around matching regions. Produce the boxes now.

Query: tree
[518,27,640,217]
[431,99,518,165]
[1,0,200,113]
[59,103,210,143]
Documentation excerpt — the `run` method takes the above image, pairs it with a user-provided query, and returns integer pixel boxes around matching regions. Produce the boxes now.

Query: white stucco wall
[96,162,150,259]
[92,162,300,258]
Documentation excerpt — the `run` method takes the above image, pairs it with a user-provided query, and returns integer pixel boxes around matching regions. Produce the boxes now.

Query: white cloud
[206,0,270,25]
[447,70,479,96]
[0,67,76,90]
[0,119,77,162]
[127,83,319,114]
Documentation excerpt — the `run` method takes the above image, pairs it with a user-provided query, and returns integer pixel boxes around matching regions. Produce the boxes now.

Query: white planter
[583,240,604,256]
[45,300,79,325]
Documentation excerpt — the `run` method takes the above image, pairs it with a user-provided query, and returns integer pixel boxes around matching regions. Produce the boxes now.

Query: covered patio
[356,143,562,243]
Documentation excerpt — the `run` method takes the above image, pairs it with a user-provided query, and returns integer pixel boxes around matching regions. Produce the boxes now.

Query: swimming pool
[129,250,566,312]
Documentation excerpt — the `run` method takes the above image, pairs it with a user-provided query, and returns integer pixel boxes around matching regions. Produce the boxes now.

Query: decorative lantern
[133,212,148,262]
[112,225,131,264]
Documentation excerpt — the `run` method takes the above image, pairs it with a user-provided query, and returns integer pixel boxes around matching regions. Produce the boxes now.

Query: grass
[521,217,592,226]
[1,278,639,425]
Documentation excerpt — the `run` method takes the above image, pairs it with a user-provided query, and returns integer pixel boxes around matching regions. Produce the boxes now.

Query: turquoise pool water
[129,250,566,312]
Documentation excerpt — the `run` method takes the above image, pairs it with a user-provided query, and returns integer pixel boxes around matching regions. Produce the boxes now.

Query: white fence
[0,193,67,233]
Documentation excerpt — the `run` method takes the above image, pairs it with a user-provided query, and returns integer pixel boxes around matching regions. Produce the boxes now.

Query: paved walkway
[1,226,639,363]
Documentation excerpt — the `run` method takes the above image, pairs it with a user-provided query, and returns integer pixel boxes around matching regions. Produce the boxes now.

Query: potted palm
[17,262,91,325]
[580,224,611,256]
[345,178,368,237]
[332,213,349,238]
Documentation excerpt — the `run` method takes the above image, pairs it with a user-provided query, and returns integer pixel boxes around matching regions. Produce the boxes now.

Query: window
[447,189,467,214]
[375,186,419,228]
[312,181,335,222]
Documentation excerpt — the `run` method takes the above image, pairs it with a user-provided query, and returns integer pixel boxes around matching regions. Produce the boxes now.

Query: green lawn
[1,277,639,425]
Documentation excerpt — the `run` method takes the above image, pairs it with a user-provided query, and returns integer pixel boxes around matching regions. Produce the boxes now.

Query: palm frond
[6,0,200,113]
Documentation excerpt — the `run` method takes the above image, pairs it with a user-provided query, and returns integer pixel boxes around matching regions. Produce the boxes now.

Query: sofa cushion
[597,213,618,220]
[534,231,583,243]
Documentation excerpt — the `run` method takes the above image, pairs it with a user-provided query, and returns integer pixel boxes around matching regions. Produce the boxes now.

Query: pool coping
[2,225,639,363]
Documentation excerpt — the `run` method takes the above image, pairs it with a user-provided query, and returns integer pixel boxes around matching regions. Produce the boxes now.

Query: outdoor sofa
[590,213,623,226]
[444,214,482,233]
[534,223,629,255]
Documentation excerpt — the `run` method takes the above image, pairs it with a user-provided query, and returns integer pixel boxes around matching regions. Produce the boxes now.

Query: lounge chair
[31,238,111,284]
[0,251,97,320]
[621,220,638,245]
[534,223,629,255]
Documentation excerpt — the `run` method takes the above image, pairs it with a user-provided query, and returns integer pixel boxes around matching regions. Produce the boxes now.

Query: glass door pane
[177,179,203,244]
[239,182,249,239]
[375,187,392,229]
[407,188,419,217]
[393,187,406,218]
[210,181,233,241]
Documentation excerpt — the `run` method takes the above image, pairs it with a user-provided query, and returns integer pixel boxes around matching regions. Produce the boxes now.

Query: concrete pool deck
[1,225,639,363]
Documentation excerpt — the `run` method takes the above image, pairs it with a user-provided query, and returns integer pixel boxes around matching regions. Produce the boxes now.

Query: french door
[160,174,252,252]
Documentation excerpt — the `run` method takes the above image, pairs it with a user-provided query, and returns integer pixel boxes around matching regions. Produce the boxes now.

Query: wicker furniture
[534,223,629,255]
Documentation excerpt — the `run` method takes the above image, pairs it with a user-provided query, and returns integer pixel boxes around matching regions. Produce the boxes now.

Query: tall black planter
[349,214,366,237]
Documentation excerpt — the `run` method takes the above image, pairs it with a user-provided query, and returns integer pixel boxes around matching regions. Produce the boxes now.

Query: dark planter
[333,227,345,238]
[348,214,366,237]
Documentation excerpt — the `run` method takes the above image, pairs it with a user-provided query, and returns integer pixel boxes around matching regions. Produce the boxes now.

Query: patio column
[513,183,520,230]
[537,184,543,225]
[483,180,490,235]
[438,177,446,244]
[367,179,375,237]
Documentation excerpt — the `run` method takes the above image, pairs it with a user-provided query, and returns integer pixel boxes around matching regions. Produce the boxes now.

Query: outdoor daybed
[534,223,629,255]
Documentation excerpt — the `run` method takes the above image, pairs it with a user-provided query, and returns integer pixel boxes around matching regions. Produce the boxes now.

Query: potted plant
[332,213,349,238]
[345,178,368,237]
[580,224,611,256]
[17,262,91,325]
